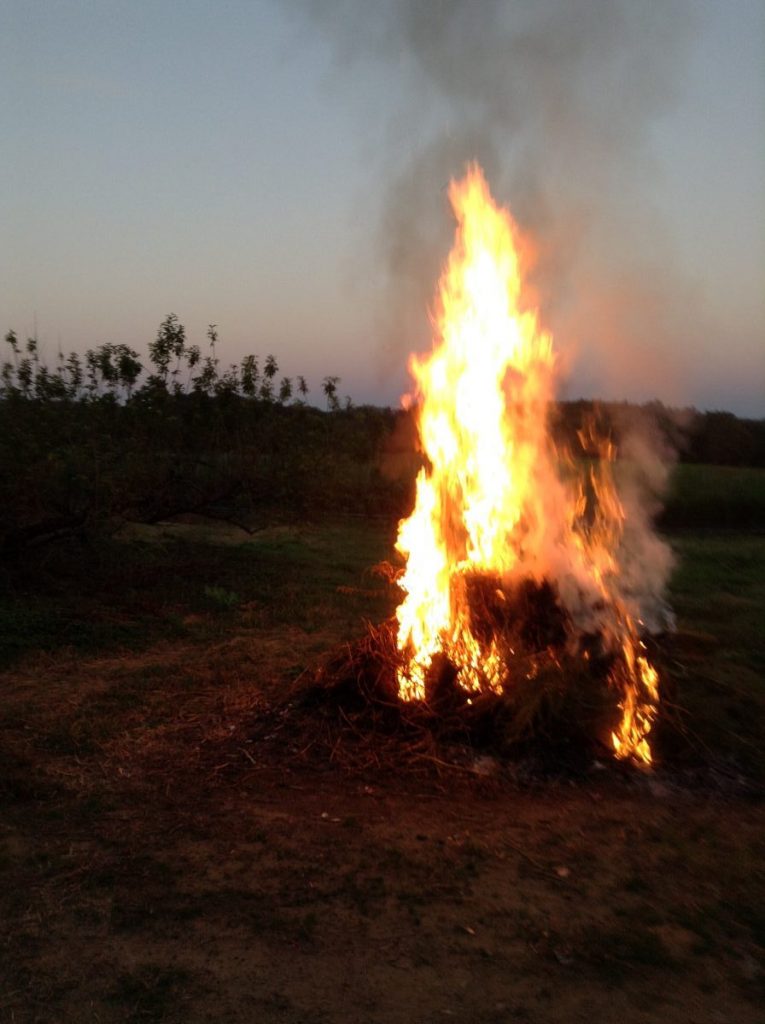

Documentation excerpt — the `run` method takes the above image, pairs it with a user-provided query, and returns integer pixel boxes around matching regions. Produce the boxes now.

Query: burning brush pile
[305,164,673,771]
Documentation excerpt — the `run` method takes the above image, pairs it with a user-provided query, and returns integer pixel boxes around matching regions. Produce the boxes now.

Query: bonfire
[313,163,668,769]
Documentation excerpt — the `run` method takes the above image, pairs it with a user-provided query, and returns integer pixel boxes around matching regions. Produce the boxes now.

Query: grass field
[1,511,763,1023]
[661,463,765,529]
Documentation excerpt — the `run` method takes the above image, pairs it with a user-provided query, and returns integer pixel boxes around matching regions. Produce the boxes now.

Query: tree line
[2,314,345,410]
[0,315,762,555]
[552,399,765,469]
[0,315,400,555]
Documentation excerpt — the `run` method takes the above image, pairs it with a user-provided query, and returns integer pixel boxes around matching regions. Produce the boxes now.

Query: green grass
[664,532,765,777]
[1,460,760,670]
[0,519,396,669]
[662,463,765,529]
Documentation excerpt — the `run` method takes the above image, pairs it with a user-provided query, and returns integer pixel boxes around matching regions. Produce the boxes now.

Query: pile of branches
[253,578,649,776]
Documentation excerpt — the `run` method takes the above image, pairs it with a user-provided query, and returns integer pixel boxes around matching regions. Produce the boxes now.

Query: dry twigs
[246,611,629,778]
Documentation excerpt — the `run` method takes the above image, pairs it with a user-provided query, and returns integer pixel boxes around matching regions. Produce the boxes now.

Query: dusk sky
[2,0,763,415]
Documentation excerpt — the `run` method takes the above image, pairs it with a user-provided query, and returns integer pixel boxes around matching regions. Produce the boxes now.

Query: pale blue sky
[2,1,763,414]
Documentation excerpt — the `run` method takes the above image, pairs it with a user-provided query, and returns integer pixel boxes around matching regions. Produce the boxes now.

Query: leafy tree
[240,354,259,397]
[115,344,142,399]
[65,352,84,399]
[0,361,15,395]
[17,355,33,397]
[259,354,278,402]
[95,342,118,395]
[322,375,340,411]
[207,323,219,364]
[84,348,100,397]
[149,313,186,387]
[2,331,20,396]
[215,364,240,397]
[5,330,19,366]
[193,356,218,395]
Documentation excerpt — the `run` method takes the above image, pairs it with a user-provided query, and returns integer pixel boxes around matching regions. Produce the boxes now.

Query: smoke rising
[296,0,696,403]
[295,0,692,627]
[615,417,677,634]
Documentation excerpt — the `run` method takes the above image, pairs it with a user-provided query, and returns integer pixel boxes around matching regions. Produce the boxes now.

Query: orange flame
[394,164,659,765]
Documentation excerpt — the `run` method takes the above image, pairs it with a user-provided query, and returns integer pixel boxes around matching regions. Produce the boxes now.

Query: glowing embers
[393,164,660,764]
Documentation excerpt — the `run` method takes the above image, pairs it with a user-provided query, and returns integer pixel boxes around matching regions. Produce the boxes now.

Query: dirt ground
[1,523,763,1023]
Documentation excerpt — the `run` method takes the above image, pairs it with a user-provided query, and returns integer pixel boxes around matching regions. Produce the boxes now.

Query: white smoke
[292,0,697,404]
